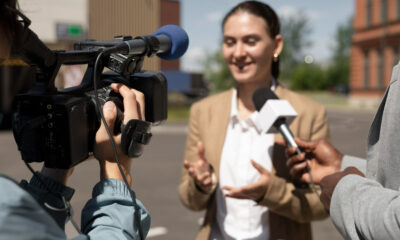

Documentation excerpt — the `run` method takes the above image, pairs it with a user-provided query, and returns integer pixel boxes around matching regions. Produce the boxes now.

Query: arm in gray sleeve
[341,155,367,175]
[80,179,151,240]
[330,174,400,240]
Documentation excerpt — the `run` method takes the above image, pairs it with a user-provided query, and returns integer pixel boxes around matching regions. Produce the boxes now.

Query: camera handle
[121,119,152,158]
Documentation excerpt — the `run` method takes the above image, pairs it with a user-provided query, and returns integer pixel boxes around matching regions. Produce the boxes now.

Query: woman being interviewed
[179,1,329,239]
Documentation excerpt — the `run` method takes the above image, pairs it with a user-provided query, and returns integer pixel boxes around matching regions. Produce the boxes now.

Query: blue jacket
[0,174,150,239]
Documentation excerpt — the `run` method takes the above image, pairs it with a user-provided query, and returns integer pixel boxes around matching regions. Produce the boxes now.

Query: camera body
[13,37,168,169]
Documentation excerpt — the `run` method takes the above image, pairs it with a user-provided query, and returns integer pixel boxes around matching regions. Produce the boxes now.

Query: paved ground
[0,107,375,239]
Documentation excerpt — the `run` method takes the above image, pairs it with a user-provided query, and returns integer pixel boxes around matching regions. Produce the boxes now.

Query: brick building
[350,0,400,106]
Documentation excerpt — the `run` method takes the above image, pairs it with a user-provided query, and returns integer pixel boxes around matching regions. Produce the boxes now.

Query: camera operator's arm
[81,83,150,240]
[19,167,76,229]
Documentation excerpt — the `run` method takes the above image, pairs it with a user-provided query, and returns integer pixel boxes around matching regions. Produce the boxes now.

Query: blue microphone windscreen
[153,24,189,60]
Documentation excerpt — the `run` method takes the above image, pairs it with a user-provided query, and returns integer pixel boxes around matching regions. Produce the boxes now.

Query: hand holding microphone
[285,138,344,184]
[252,87,322,194]
[252,87,301,155]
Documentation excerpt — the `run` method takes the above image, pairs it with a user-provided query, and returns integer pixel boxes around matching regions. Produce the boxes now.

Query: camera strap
[121,119,152,158]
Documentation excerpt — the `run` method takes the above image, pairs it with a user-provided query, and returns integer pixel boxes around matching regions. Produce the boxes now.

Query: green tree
[280,12,312,83]
[290,63,327,90]
[326,17,353,89]
[203,50,234,93]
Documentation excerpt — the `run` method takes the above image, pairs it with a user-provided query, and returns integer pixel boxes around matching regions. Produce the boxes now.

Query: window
[393,46,399,66]
[397,0,400,19]
[366,0,372,27]
[364,50,370,88]
[378,49,384,89]
[382,0,388,24]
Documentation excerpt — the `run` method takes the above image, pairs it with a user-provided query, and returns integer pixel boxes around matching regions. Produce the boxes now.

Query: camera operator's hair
[222,0,281,80]
[0,0,19,45]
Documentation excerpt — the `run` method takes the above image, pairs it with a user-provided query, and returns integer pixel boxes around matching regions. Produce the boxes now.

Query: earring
[273,53,279,62]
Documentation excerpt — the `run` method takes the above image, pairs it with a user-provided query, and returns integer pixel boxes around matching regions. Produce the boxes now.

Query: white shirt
[210,84,276,240]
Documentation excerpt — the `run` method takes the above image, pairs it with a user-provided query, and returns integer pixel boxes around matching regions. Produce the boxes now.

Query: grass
[165,91,376,123]
[297,91,350,108]
[166,105,190,123]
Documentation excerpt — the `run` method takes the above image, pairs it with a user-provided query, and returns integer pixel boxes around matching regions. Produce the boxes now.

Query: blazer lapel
[208,89,233,179]
[273,85,285,143]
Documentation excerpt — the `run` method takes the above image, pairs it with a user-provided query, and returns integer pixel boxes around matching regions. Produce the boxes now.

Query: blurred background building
[350,0,400,106]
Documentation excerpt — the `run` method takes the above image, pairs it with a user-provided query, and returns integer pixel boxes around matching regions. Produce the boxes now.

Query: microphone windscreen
[153,24,189,60]
[252,87,279,111]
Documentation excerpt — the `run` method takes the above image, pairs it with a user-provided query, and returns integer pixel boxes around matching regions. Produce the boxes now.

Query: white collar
[229,77,277,132]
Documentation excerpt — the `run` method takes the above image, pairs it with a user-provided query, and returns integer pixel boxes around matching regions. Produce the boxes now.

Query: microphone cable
[305,162,319,198]
[93,50,145,239]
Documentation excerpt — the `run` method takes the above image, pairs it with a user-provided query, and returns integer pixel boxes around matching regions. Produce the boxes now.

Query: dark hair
[222,0,281,79]
[0,0,19,46]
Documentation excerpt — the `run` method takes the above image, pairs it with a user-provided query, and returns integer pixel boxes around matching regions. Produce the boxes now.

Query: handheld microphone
[253,87,319,196]
[103,24,189,60]
[253,87,301,155]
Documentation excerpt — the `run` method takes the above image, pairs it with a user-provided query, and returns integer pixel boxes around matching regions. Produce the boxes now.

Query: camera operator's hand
[93,83,145,187]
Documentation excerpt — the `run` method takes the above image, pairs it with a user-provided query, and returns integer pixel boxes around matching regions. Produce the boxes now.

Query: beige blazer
[179,86,329,240]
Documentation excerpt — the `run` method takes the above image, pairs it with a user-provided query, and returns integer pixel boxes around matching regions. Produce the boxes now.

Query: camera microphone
[103,24,189,60]
[252,87,301,155]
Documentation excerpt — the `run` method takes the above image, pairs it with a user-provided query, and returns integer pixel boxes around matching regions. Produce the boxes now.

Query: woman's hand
[184,142,216,193]
[222,160,270,202]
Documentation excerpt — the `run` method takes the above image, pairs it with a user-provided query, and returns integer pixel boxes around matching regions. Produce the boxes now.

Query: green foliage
[203,50,234,93]
[325,17,353,88]
[290,17,353,91]
[325,59,350,87]
[290,63,328,90]
[280,12,312,82]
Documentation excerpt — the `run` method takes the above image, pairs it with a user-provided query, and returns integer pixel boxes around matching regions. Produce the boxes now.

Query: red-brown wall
[160,0,180,70]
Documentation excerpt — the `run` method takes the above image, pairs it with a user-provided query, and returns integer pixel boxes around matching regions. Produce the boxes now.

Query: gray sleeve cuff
[330,174,365,239]
[92,178,132,198]
[341,155,367,175]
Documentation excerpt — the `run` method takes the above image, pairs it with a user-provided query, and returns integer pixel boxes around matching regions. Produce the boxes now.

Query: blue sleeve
[80,179,151,240]
[2,174,150,240]
[0,175,67,239]
[20,172,75,230]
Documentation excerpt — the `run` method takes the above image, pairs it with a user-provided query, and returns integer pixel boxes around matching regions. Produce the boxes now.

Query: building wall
[351,0,400,103]
[160,0,180,70]
[89,0,161,71]
[19,0,88,43]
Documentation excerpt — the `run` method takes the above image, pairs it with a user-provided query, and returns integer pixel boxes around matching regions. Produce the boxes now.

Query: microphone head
[153,24,189,60]
[252,86,279,111]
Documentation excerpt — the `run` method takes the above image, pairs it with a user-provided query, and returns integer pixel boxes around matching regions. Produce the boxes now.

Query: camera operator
[0,1,150,239]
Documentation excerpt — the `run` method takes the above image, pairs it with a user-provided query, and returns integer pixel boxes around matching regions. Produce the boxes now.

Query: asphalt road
[0,107,375,239]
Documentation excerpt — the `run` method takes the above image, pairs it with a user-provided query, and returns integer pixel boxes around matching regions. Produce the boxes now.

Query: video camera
[11,23,189,169]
